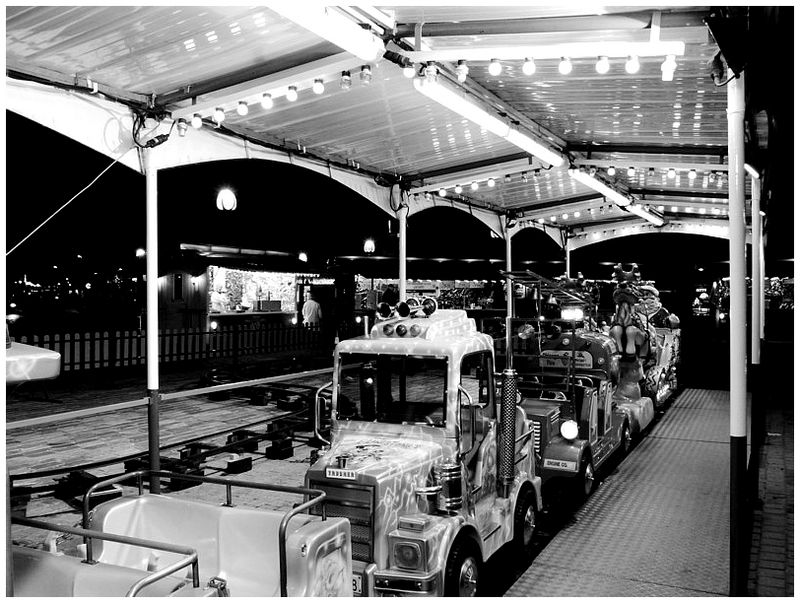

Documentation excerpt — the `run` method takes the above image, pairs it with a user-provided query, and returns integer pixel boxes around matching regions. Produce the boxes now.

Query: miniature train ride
[8,266,681,597]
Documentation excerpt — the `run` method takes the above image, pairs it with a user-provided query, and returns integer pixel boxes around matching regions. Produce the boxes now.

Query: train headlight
[396,324,408,337]
[392,541,423,570]
[560,420,579,440]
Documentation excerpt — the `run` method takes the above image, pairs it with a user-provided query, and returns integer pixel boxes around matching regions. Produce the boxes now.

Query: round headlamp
[383,324,395,336]
[560,420,579,440]
[409,324,421,337]
[396,324,408,337]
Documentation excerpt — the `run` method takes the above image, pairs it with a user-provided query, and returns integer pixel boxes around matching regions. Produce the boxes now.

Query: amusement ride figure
[608,264,648,361]
[634,285,680,330]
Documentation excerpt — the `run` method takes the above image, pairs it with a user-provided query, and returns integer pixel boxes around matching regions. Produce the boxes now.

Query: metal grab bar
[314,381,333,447]
[12,515,200,596]
[82,470,328,598]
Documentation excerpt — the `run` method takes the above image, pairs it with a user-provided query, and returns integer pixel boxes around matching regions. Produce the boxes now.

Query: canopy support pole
[727,68,748,597]
[397,203,408,301]
[144,148,161,494]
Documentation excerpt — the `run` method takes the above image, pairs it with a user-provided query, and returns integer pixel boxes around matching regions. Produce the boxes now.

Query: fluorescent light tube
[414,78,564,167]
[626,204,665,226]
[568,168,631,206]
[271,4,385,62]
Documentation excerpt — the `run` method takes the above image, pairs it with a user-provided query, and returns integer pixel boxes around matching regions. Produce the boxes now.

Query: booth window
[173,274,184,301]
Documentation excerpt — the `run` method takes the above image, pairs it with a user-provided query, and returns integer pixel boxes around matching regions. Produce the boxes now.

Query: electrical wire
[6,147,134,257]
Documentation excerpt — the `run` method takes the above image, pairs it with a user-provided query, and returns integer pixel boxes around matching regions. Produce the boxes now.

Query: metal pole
[751,176,763,364]
[398,204,408,301]
[144,148,161,494]
[504,225,513,370]
[727,68,748,596]
[565,240,571,277]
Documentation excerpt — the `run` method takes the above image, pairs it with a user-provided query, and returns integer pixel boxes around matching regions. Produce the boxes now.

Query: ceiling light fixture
[558,57,573,75]
[213,107,225,123]
[286,86,298,102]
[522,57,536,75]
[626,203,665,226]
[455,59,469,82]
[360,64,372,85]
[607,166,616,176]
[488,58,502,76]
[625,55,640,74]
[269,4,385,62]
[237,101,249,116]
[438,187,447,197]
[661,54,677,81]
[688,169,697,180]
[424,62,438,83]
[403,62,416,79]
[627,166,635,177]
[568,167,631,207]
[454,184,463,194]
[261,93,274,109]
[744,163,761,179]
[340,71,352,90]
[413,78,564,167]
[595,56,610,74]
[667,167,676,179]
[312,78,325,94]
[191,114,202,128]
[471,181,479,191]
[487,177,496,187]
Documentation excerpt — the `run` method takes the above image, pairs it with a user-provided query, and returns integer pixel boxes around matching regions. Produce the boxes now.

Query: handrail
[82,470,327,597]
[314,381,333,447]
[12,515,200,597]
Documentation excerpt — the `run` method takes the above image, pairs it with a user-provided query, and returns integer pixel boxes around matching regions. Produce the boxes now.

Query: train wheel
[618,421,633,459]
[575,452,595,501]
[444,538,480,597]
[513,488,538,560]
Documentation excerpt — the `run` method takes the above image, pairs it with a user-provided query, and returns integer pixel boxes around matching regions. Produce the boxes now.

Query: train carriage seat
[91,494,351,597]
[12,545,191,597]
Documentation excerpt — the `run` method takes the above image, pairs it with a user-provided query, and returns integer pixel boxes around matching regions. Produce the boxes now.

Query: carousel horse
[609,264,649,361]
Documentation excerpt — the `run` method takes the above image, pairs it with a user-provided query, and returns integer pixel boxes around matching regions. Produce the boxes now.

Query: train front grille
[310,480,375,564]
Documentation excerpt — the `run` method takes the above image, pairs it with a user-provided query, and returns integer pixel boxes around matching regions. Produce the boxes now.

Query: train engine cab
[306,305,542,597]
[518,327,650,501]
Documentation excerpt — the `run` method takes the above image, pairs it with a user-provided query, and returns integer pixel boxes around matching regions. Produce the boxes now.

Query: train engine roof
[337,309,493,360]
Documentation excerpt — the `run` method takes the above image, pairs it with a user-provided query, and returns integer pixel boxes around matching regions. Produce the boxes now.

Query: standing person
[302,291,322,326]
[381,283,399,307]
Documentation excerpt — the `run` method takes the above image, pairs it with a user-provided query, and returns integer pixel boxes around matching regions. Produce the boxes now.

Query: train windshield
[337,353,448,427]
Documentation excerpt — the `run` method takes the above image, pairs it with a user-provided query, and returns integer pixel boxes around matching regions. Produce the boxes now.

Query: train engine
[306,304,542,597]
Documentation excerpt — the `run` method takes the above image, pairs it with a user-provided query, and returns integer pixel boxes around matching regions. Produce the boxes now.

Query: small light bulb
[191,113,202,128]
[595,56,610,74]
[607,166,616,176]
[403,64,415,79]
[625,55,640,74]
[213,107,225,123]
[424,62,438,82]
[488,58,502,76]
[627,166,635,177]
[312,79,324,94]
[667,168,676,179]
[260,93,274,110]
[360,65,372,85]
[237,101,249,116]
[558,57,572,75]
[688,169,697,180]
[286,86,298,102]
[487,177,495,187]
[340,71,352,90]
[522,58,536,75]
[438,187,447,197]
[454,184,463,194]
[471,181,479,191]
[455,60,469,83]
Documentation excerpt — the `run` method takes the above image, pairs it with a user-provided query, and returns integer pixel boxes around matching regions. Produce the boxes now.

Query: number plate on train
[544,459,577,471]
[352,574,362,595]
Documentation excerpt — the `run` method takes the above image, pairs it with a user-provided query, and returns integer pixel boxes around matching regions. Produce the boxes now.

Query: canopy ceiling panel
[6,5,785,241]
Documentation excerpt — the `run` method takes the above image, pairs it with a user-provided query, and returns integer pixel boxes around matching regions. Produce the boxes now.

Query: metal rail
[82,470,328,598]
[12,515,200,596]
